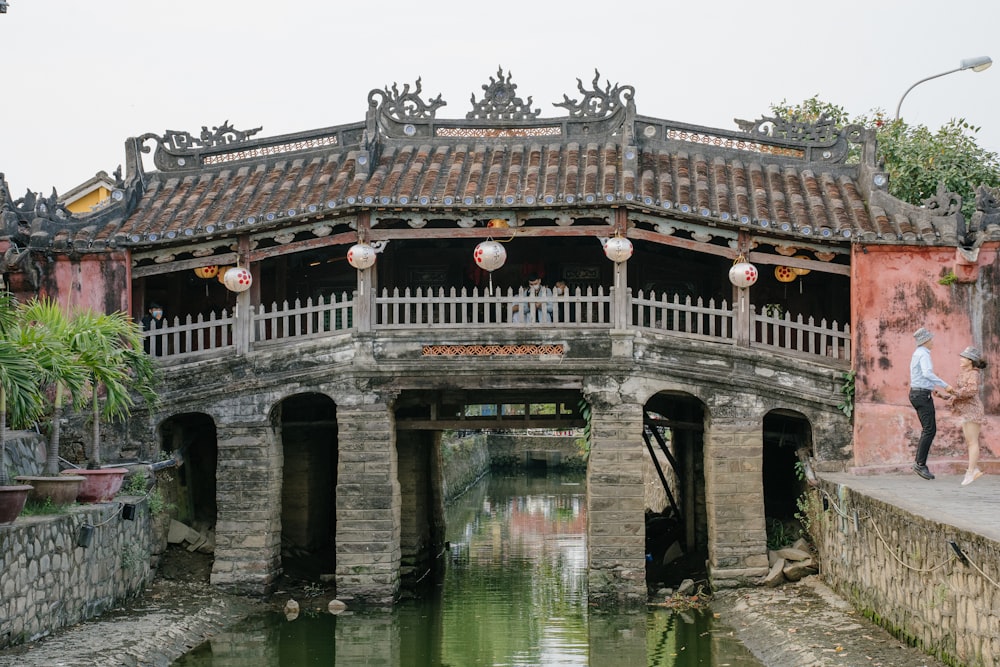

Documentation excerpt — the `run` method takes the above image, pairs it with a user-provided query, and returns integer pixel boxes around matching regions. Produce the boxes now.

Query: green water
[174,471,764,666]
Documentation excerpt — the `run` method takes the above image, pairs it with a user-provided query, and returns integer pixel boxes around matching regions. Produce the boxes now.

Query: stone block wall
[0,498,155,649]
[813,480,1000,667]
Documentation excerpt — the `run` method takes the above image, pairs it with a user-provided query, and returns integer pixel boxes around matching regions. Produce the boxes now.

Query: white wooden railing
[375,286,612,329]
[142,287,851,365]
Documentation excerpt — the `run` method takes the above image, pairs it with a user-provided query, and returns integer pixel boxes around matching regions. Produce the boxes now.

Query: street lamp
[894,56,992,120]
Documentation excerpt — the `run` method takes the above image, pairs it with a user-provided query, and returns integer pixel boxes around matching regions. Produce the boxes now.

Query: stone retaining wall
[0,497,156,649]
[812,480,999,667]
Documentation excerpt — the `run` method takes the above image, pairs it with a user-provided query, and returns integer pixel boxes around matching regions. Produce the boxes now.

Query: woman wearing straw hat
[948,346,988,486]
[909,327,954,480]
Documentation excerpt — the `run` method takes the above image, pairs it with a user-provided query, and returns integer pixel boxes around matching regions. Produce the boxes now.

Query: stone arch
[158,412,218,529]
[762,408,813,545]
[641,390,709,588]
[269,391,339,583]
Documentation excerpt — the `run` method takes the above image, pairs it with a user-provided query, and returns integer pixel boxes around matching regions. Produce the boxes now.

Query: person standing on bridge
[947,346,988,486]
[909,327,954,480]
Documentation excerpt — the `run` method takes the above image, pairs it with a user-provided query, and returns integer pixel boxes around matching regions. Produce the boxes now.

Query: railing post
[356,267,373,332]
[612,258,629,330]
[234,236,253,354]
[734,286,751,347]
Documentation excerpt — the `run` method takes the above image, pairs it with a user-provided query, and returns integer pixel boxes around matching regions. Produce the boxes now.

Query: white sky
[2,0,998,198]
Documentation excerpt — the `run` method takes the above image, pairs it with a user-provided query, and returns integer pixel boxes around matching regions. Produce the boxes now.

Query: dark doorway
[159,413,218,529]
[762,410,812,548]
[642,392,707,591]
[278,393,338,583]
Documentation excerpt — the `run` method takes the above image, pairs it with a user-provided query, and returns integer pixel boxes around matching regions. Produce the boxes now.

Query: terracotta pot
[14,475,86,506]
[63,468,129,502]
[0,485,33,524]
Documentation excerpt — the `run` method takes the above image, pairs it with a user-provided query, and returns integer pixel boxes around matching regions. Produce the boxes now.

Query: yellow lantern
[774,266,796,283]
[216,266,232,284]
[193,265,219,279]
[791,255,811,276]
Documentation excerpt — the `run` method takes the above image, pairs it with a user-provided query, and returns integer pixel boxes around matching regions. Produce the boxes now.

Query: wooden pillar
[356,211,373,333]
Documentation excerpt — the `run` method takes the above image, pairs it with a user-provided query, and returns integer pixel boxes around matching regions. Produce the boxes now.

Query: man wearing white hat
[909,327,954,480]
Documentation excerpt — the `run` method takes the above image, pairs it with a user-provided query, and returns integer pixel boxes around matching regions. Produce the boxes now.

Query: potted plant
[0,293,45,523]
[62,309,158,502]
[11,298,89,505]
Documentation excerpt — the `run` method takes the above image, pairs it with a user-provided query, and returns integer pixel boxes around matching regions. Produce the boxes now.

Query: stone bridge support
[702,404,769,585]
[585,382,647,604]
[334,396,401,605]
[210,417,283,595]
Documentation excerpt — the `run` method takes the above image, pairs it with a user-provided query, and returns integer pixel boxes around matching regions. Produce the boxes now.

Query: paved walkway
[818,470,1000,542]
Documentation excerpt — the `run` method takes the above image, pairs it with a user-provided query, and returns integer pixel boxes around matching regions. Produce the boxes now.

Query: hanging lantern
[791,255,811,276]
[223,266,253,292]
[474,240,507,272]
[216,266,232,284]
[774,266,797,283]
[347,243,377,270]
[728,256,759,287]
[487,218,510,229]
[604,236,634,263]
[193,265,219,279]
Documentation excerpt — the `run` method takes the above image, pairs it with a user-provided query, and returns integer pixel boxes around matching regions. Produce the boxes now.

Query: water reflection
[174,471,763,666]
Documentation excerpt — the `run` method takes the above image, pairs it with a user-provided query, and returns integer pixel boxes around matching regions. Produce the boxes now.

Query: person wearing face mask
[142,302,166,355]
[510,273,552,323]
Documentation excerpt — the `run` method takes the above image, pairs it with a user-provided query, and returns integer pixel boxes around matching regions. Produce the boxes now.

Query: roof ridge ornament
[735,112,840,143]
[368,77,446,121]
[159,121,263,152]
[554,69,635,119]
[466,67,539,121]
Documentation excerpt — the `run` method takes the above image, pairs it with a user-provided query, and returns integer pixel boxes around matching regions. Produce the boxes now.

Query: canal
[173,470,764,666]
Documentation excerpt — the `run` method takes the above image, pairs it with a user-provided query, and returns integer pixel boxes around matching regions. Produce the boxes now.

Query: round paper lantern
[474,240,507,272]
[792,255,811,276]
[193,265,219,279]
[604,236,634,263]
[216,266,232,284]
[347,243,377,270]
[487,218,510,229]
[223,266,253,292]
[728,260,759,288]
[774,266,797,283]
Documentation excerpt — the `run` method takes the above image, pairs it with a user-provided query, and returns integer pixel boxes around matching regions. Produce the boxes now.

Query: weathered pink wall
[851,242,1000,469]
[44,253,132,315]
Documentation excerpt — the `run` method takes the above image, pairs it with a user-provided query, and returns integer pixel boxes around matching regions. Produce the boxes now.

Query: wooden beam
[396,418,586,430]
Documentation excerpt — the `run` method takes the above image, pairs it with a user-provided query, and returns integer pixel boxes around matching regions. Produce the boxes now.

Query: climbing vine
[837,370,856,419]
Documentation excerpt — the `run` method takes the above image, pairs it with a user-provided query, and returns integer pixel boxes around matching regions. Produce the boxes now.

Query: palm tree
[16,298,89,476]
[69,310,157,468]
[0,293,45,487]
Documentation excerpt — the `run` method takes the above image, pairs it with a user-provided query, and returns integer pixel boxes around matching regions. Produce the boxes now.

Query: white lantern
[604,236,634,263]
[729,260,759,288]
[474,240,507,272]
[223,266,253,292]
[347,243,377,270]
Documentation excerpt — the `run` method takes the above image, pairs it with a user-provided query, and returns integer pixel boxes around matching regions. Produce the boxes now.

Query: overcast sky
[2,0,998,198]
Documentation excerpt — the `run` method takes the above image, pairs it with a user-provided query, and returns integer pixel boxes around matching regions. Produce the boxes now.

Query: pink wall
[851,242,1000,469]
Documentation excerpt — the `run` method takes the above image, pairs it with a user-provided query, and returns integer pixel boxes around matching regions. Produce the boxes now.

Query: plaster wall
[851,243,1000,468]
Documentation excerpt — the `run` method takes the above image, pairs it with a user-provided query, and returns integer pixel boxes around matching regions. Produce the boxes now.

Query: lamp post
[895,56,992,120]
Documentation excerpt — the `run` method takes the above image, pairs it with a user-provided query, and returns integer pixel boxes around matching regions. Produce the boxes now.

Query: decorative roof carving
[368,78,446,121]
[923,182,962,217]
[735,113,841,143]
[466,67,539,121]
[156,121,263,152]
[553,70,634,119]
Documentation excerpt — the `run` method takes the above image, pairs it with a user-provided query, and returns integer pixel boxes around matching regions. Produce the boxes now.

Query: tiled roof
[1,70,968,252]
